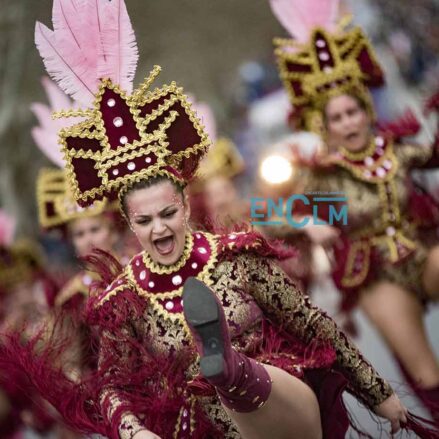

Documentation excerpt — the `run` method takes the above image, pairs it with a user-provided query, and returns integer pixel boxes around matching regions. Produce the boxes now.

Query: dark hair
[120,175,184,219]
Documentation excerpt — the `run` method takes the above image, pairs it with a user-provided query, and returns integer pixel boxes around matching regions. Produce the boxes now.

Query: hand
[132,430,162,439]
[314,151,339,167]
[374,393,408,434]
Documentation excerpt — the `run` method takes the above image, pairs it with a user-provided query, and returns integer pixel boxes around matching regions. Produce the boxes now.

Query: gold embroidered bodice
[94,232,392,438]
[298,137,434,263]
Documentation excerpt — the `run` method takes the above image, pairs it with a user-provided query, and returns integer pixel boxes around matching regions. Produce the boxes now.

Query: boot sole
[183,277,225,378]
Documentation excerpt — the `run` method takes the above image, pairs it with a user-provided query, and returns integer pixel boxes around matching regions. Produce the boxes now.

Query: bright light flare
[260,155,293,184]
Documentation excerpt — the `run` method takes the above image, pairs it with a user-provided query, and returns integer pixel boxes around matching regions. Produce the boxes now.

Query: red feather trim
[86,287,147,330]
[424,90,439,115]
[81,249,147,329]
[82,248,124,288]
[217,227,298,261]
[403,413,439,438]
[0,321,107,436]
[376,110,421,140]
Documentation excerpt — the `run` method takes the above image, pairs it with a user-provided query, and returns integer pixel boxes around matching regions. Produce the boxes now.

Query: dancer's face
[69,215,116,257]
[126,180,190,265]
[324,94,371,153]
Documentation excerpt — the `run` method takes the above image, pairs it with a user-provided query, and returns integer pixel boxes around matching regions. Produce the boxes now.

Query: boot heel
[183,277,225,377]
[200,353,224,378]
[182,277,272,411]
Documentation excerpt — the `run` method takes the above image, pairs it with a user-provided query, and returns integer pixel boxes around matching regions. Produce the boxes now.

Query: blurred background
[0,0,438,436]
[1,0,438,237]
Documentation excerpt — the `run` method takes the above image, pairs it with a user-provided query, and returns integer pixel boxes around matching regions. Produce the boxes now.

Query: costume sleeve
[396,142,438,169]
[98,324,146,439]
[91,274,150,439]
[240,254,393,408]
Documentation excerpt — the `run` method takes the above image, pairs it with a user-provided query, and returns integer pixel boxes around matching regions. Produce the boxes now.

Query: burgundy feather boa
[216,224,298,261]
[377,110,421,141]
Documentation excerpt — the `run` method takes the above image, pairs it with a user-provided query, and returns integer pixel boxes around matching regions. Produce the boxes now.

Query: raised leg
[359,281,439,421]
[183,277,322,439]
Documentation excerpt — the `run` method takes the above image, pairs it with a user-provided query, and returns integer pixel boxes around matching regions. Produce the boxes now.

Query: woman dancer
[269,0,439,421]
[16,1,435,438]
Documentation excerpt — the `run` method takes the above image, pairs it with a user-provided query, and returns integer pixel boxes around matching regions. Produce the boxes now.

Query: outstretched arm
[240,254,393,408]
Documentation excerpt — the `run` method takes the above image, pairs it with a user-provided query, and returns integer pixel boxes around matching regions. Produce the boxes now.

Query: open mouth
[153,235,175,256]
[346,132,359,141]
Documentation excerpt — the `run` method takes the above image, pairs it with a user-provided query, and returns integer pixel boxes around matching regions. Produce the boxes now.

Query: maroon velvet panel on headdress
[71,157,102,194]
[139,95,168,134]
[288,80,305,97]
[65,135,104,205]
[285,61,312,74]
[45,202,55,218]
[313,31,335,71]
[356,46,384,87]
[139,95,202,154]
[66,135,102,153]
[99,88,141,150]
[107,152,158,180]
[165,102,201,154]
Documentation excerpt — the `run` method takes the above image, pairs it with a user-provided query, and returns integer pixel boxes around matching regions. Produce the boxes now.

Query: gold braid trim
[36,168,109,229]
[338,137,376,161]
[54,272,95,308]
[172,395,197,438]
[125,233,219,339]
[334,138,399,184]
[340,240,371,288]
[52,109,94,119]
[96,273,136,307]
[60,69,210,206]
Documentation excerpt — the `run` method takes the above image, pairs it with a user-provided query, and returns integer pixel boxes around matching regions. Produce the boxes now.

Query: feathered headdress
[31,77,81,167]
[36,167,108,229]
[270,0,384,133]
[35,0,210,208]
[31,77,108,228]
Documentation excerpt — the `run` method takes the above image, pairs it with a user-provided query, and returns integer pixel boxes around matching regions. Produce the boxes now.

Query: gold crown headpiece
[56,67,210,207]
[274,25,384,133]
[37,168,109,229]
[35,0,210,208]
[200,138,245,181]
[32,78,114,228]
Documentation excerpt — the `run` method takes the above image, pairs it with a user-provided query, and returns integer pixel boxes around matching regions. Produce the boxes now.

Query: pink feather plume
[35,0,139,106]
[269,0,340,43]
[97,0,139,94]
[0,210,16,246]
[35,20,97,106]
[40,75,73,111]
[31,77,81,167]
[189,98,217,143]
